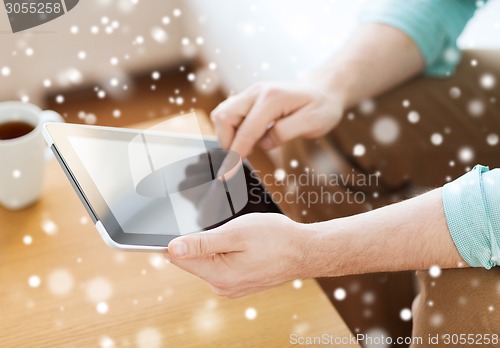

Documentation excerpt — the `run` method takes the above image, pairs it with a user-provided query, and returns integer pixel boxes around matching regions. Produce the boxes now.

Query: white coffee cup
[0,102,64,210]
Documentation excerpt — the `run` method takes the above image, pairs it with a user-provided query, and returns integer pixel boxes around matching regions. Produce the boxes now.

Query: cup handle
[40,110,65,161]
[40,110,64,124]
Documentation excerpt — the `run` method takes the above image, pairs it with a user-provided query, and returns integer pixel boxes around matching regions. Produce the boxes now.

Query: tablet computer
[43,123,282,251]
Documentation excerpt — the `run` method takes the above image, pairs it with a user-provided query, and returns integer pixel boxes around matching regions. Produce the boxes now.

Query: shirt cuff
[442,165,500,269]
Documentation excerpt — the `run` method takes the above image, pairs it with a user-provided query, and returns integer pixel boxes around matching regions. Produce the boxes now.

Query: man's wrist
[309,59,359,110]
[292,220,350,279]
[286,220,313,280]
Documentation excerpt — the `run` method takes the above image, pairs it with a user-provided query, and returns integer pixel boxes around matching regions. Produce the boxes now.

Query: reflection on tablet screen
[68,135,278,236]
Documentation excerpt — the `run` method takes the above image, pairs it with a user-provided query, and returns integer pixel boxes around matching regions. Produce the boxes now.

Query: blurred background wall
[1,0,499,107]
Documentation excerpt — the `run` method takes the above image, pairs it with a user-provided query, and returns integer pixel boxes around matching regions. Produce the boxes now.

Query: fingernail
[172,242,188,257]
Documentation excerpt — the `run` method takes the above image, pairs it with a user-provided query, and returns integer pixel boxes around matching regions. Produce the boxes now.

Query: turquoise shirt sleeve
[359,0,479,77]
[442,165,500,269]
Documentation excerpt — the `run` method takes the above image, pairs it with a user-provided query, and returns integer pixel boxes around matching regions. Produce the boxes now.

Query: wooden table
[0,113,358,347]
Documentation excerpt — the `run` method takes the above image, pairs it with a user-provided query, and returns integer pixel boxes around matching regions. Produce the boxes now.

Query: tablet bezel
[44,123,281,250]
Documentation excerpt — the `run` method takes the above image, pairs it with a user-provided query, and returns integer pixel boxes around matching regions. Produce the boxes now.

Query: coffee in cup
[0,102,64,210]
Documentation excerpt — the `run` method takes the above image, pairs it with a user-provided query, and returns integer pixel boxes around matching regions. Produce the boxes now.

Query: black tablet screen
[66,133,280,237]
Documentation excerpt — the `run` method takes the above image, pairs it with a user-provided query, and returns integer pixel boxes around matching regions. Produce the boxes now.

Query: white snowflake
[99,336,116,348]
[245,307,258,320]
[28,275,41,288]
[1,66,11,76]
[172,8,182,17]
[449,87,461,99]
[85,277,114,302]
[134,36,144,45]
[458,147,474,163]
[208,62,217,71]
[480,73,496,90]
[353,144,366,157]
[362,291,375,305]
[430,133,443,146]
[136,327,162,348]
[407,110,420,123]
[151,71,161,80]
[195,36,204,45]
[487,134,499,146]
[430,313,444,328]
[151,27,168,43]
[42,219,58,235]
[429,265,442,278]
[359,99,375,114]
[292,279,303,289]
[468,99,485,117]
[96,301,109,314]
[372,117,399,144]
[23,235,33,245]
[12,169,21,178]
[48,269,74,296]
[85,114,97,124]
[333,288,346,301]
[274,168,286,181]
[400,308,412,321]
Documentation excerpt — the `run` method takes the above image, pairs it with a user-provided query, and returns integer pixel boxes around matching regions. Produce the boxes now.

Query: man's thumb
[168,230,239,259]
